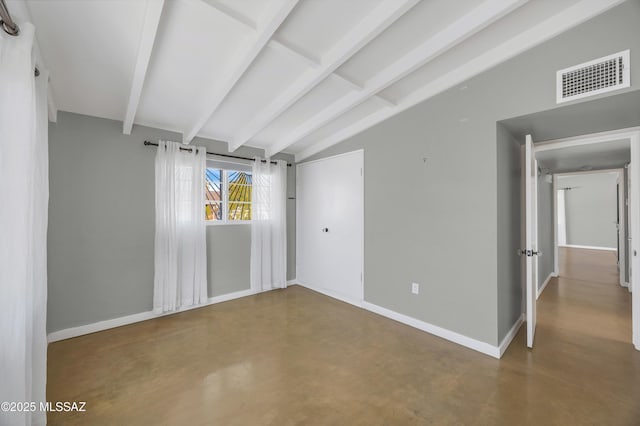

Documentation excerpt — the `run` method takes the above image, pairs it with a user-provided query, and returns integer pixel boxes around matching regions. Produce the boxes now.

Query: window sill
[206,221,252,226]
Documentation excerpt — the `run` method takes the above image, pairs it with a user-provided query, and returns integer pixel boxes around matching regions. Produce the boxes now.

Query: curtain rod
[1,0,40,77]
[143,141,291,167]
[0,0,19,36]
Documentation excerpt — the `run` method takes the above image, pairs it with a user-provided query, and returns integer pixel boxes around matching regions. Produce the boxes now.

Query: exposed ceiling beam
[202,0,393,110]
[332,73,396,106]
[202,0,257,30]
[261,46,396,107]
[202,1,317,69]
[228,0,421,152]
[255,41,397,108]
[184,0,299,143]
[266,0,526,157]
[332,72,364,91]
[373,93,397,108]
[294,0,624,162]
[122,0,165,135]
[269,37,322,69]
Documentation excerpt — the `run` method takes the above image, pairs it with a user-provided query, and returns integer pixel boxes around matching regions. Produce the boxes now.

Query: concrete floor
[47,248,640,425]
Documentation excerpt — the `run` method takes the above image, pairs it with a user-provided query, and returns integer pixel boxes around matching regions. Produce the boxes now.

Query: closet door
[297,156,331,294]
[297,150,363,305]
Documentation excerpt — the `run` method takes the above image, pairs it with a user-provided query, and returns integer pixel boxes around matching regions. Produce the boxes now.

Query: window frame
[205,166,253,226]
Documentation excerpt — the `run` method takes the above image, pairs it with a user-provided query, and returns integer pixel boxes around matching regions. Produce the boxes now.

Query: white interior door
[296,150,364,305]
[617,171,626,287]
[526,134,539,348]
[629,163,634,296]
[630,136,640,350]
[557,189,567,246]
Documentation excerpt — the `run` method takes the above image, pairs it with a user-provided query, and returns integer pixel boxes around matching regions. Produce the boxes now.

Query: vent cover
[556,50,630,104]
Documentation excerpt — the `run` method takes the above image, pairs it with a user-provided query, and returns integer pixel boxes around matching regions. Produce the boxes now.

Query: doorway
[553,170,630,345]
[553,169,627,286]
[523,127,640,350]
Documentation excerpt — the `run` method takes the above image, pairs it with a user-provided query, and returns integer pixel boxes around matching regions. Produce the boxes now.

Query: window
[205,163,252,223]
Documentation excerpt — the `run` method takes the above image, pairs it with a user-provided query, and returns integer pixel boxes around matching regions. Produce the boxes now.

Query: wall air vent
[556,50,630,104]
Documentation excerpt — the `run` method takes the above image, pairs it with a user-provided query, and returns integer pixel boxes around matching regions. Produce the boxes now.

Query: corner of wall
[496,123,524,345]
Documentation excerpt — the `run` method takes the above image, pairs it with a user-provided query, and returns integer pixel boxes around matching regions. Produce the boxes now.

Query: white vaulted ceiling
[10,0,626,161]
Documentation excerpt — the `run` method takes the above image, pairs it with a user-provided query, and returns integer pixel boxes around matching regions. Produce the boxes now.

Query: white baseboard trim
[361,301,501,359]
[559,244,617,252]
[295,281,363,308]
[297,282,505,359]
[286,278,298,286]
[498,313,525,357]
[47,288,258,343]
[537,272,556,299]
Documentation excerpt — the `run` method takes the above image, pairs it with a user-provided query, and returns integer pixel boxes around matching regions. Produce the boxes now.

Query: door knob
[517,249,541,257]
[321,228,329,233]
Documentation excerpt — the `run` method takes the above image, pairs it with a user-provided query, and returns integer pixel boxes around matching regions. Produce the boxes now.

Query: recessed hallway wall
[558,172,619,249]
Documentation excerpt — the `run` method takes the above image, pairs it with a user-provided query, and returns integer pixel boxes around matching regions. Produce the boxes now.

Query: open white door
[525,134,539,348]
[631,135,640,350]
[628,163,633,295]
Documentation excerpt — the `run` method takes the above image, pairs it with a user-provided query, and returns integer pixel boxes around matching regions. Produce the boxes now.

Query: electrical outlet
[411,282,419,295]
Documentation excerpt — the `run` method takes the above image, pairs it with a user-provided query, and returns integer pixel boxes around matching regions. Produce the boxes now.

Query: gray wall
[48,112,295,333]
[496,124,522,341]
[303,1,640,345]
[537,172,555,289]
[559,173,619,249]
[207,225,251,297]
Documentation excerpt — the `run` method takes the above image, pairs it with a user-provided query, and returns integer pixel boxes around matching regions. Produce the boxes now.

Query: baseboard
[52,283,515,359]
[47,288,258,343]
[559,244,617,252]
[361,301,501,359]
[297,282,503,359]
[498,313,525,357]
[537,272,555,299]
[296,282,363,308]
[286,278,298,286]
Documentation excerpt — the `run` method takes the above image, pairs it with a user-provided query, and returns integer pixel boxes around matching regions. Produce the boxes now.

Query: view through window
[205,168,252,222]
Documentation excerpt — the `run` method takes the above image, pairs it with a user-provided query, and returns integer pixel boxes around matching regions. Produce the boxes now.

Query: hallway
[498,246,638,424]
[537,247,632,345]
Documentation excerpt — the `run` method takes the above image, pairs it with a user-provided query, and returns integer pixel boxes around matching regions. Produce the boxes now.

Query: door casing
[525,127,640,350]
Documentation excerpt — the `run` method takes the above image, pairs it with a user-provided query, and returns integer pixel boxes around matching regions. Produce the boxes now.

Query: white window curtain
[251,158,287,292]
[0,23,49,426]
[557,189,567,246]
[154,141,208,313]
